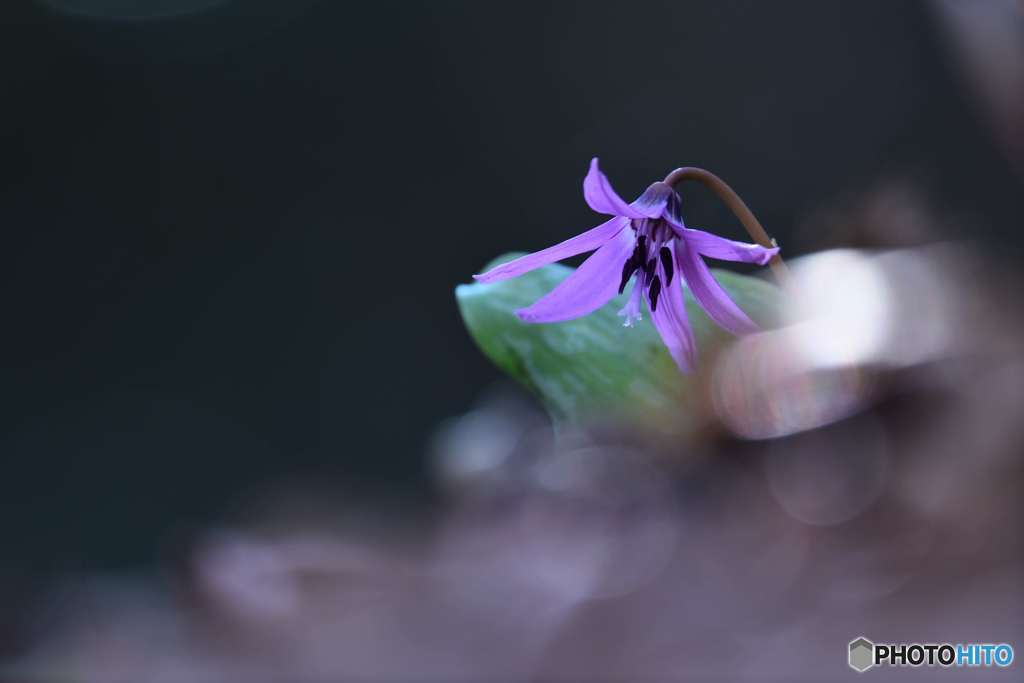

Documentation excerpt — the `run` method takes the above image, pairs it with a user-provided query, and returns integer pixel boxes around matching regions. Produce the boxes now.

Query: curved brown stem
[663,166,791,286]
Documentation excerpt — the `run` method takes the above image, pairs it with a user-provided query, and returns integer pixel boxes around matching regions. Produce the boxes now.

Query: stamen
[659,246,674,286]
[645,257,656,279]
[648,275,662,312]
[618,258,635,294]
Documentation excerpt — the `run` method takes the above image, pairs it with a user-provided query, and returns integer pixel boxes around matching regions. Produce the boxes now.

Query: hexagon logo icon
[849,637,875,673]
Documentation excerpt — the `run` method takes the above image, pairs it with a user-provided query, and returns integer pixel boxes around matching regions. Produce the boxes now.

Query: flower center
[617,219,676,326]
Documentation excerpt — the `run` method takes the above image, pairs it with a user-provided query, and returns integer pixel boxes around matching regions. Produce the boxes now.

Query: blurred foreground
[5,232,1022,681]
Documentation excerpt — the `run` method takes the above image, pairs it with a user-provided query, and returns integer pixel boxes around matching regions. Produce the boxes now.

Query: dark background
[1,0,1019,580]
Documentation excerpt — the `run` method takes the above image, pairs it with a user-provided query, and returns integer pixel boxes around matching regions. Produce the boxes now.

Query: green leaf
[456,253,783,431]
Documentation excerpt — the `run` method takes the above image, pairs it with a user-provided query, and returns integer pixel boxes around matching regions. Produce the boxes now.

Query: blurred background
[1,0,1022,680]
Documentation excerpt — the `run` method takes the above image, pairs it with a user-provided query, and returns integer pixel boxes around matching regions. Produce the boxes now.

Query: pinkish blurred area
[7,208,1024,682]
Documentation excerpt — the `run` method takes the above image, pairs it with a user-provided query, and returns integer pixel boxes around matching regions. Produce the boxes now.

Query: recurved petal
[650,244,697,372]
[676,240,759,336]
[474,217,629,283]
[516,225,635,323]
[583,158,664,219]
[682,228,779,265]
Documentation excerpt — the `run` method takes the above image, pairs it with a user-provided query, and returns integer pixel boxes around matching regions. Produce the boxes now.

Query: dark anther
[635,235,647,260]
[648,275,662,312]
[659,246,673,286]
[628,248,642,275]
[645,257,656,279]
[618,258,635,294]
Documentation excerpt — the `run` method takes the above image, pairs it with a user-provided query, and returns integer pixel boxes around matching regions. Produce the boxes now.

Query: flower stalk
[662,167,791,286]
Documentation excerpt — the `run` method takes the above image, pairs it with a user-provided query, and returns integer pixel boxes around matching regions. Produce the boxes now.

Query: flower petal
[583,158,664,219]
[517,226,635,323]
[682,228,779,265]
[650,243,696,372]
[676,239,759,336]
[474,217,629,283]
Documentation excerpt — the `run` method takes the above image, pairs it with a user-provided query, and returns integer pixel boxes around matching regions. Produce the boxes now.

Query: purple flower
[474,159,779,373]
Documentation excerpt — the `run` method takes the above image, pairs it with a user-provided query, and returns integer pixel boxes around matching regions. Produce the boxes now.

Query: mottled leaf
[456,253,782,429]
